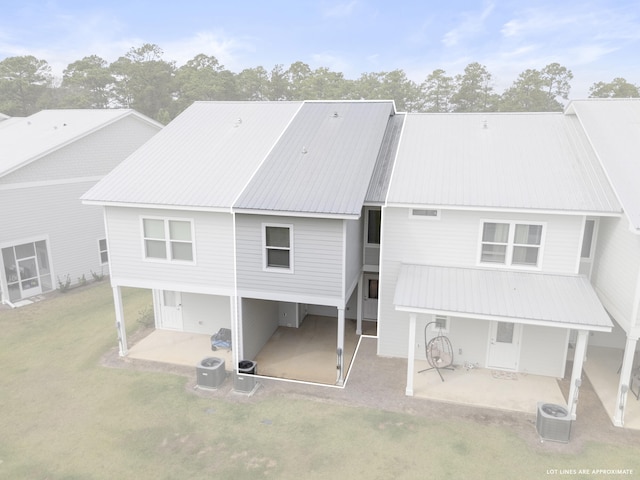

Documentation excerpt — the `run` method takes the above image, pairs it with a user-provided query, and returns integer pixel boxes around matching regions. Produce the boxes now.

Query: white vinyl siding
[377,207,584,358]
[236,214,343,302]
[519,325,567,377]
[0,181,109,293]
[591,216,640,331]
[105,207,235,293]
[345,217,363,295]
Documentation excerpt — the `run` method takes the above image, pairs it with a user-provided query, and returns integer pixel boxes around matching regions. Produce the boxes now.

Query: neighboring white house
[82,98,640,427]
[0,109,162,306]
[566,99,640,427]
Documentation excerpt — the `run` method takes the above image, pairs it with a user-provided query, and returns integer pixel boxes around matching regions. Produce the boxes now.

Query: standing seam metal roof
[82,102,303,208]
[393,264,612,330]
[0,109,153,178]
[386,112,621,213]
[234,101,395,216]
[567,99,640,231]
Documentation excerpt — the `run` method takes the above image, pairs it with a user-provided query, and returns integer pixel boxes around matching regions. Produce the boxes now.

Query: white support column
[356,273,363,335]
[336,307,345,386]
[231,296,242,369]
[614,335,639,427]
[406,313,417,396]
[112,286,128,356]
[568,329,588,420]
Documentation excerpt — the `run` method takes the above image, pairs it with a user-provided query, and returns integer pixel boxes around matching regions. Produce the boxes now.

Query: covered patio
[583,345,640,430]
[411,359,565,414]
[126,316,377,386]
[394,264,614,420]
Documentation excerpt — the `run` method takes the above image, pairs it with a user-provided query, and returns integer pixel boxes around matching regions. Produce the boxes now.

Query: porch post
[337,307,345,386]
[356,273,363,335]
[112,285,128,356]
[568,329,588,420]
[613,334,639,427]
[231,296,242,369]
[406,313,417,396]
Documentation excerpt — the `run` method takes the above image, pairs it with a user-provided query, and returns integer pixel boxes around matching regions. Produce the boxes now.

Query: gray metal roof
[393,264,612,331]
[386,112,621,214]
[365,113,405,205]
[567,99,640,231]
[83,101,303,209]
[0,109,155,178]
[234,101,395,217]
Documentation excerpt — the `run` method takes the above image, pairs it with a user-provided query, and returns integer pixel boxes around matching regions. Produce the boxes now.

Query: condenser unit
[536,403,572,443]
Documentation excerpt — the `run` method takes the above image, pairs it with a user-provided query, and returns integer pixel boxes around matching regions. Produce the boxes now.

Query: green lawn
[0,282,638,479]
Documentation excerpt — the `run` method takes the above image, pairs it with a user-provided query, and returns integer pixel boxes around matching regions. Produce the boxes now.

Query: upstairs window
[264,224,293,271]
[480,221,543,267]
[143,218,194,262]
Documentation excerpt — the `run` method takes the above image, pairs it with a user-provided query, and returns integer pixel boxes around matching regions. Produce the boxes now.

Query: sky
[0,0,639,99]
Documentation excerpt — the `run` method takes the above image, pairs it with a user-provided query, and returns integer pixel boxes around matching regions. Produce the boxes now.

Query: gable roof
[566,99,640,232]
[0,109,161,179]
[234,101,396,217]
[82,101,303,210]
[386,112,621,214]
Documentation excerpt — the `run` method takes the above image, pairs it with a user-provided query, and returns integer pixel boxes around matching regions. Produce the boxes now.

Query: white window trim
[409,208,440,220]
[430,314,450,333]
[262,223,294,273]
[140,216,196,264]
[98,238,108,266]
[477,220,546,270]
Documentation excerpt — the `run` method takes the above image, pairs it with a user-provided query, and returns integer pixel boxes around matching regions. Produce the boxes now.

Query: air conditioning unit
[196,357,226,389]
[536,403,572,443]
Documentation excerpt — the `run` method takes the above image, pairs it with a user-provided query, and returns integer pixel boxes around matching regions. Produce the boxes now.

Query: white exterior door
[161,290,183,330]
[487,321,521,370]
[363,274,379,320]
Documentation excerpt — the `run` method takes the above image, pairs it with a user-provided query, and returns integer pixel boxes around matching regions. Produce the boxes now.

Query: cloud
[163,31,256,71]
[442,2,495,47]
[323,1,358,18]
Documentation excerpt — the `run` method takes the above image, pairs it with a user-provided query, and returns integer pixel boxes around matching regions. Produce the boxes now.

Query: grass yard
[1,282,639,479]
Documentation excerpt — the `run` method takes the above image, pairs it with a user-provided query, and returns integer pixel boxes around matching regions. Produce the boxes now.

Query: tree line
[1,43,638,123]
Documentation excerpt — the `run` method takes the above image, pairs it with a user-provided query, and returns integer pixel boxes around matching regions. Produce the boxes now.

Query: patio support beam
[336,307,345,386]
[406,313,417,396]
[112,286,128,356]
[613,334,639,427]
[568,329,588,420]
[356,273,363,335]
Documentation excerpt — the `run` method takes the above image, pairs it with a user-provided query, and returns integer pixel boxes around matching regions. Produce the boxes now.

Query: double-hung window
[143,218,194,262]
[264,224,292,271]
[98,238,109,265]
[480,221,543,267]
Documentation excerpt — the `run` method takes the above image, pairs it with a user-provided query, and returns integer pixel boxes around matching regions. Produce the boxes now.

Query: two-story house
[377,111,620,420]
[82,100,399,386]
[0,109,161,307]
[84,98,639,427]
